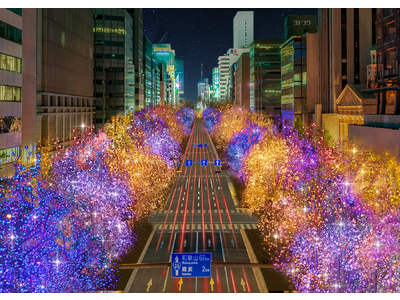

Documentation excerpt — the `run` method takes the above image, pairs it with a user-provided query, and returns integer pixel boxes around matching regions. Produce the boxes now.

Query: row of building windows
[0,116,21,134]
[93,27,125,35]
[93,66,126,72]
[94,53,125,59]
[94,15,125,22]
[6,8,22,16]
[0,21,22,45]
[94,40,125,47]
[0,52,21,73]
[0,85,21,101]
[0,146,20,166]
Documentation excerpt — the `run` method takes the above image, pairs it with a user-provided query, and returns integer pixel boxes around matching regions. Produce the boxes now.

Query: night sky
[143,8,317,102]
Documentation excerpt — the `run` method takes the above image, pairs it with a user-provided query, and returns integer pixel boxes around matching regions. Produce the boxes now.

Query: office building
[153,44,176,105]
[235,52,250,110]
[249,39,285,112]
[143,36,154,106]
[318,8,375,114]
[126,9,144,111]
[284,15,317,39]
[281,34,319,124]
[93,9,135,130]
[0,8,36,177]
[218,55,230,101]
[211,67,220,102]
[37,9,95,149]
[175,57,184,103]
[233,11,254,49]
[316,8,375,141]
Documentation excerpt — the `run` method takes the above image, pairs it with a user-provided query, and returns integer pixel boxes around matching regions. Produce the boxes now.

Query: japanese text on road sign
[171,253,212,278]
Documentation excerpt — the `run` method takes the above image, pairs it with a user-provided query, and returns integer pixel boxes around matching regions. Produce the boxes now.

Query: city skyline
[143,8,317,102]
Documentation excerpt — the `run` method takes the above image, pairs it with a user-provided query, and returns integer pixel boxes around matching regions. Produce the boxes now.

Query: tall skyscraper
[93,9,135,130]
[0,8,36,177]
[233,11,254,49]
[175,57,184,102]
[127,9,144,111]
[318,8,375,114]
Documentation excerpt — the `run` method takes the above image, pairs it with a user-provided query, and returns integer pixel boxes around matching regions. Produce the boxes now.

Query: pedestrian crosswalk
[154,223,258,230]
[153,209,249,214]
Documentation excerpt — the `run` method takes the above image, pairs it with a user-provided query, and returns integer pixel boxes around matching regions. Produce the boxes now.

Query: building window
[0,116,21,134]
[0,85,21,102]
[0,53,21,73]
[0,21,22,45]
[0,146,20,166]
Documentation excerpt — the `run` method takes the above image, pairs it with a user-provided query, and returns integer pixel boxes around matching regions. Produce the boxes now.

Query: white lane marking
[218,231,230,293]
[218,187,220,190]
[198,203,199,207]
[212,192,214,195]
[198,178,200,189]
[210,178,213,189]
[186,178,188,188]
[213,196,215,200]
[214,203,216,207]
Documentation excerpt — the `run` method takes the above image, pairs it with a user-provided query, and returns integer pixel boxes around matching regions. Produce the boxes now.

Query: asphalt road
[125,119,263,293]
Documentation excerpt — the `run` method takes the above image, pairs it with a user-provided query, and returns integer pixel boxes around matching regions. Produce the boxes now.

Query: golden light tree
[212,105,249,152]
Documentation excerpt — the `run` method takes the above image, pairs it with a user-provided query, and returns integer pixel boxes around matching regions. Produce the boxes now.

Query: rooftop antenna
[201,63,203,79]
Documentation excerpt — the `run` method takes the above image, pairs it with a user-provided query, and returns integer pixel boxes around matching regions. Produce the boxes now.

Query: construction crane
[158,31,168,44]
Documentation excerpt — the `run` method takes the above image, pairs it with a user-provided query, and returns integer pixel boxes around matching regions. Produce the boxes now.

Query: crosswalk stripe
[215,224,219,230]
[180,210,183,213]
[252,224,257,229]
[158,224,162,229]
[214,209,217,213]
[205,224,208,230]
[169,224,172,230]
[240,224,245,229]
[246,224,251,229]
[231,210,235,213]
[198,210,201,213]
[198,224,201,230]
[234,224,238,229]
[175,224,179,230]
[186,224,190,230]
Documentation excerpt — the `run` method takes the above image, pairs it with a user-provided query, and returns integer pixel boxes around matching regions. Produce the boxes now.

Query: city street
[124,119,264,293]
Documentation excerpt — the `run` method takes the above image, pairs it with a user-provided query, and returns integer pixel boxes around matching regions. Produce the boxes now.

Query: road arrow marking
[147,279,152,292]
[210,278,215,291]
[184,239,187,247]
[231,239,234,247]
[178,278,183,291]
[208,239,211,247]
[241,278,246,292]
[160,241,164,249]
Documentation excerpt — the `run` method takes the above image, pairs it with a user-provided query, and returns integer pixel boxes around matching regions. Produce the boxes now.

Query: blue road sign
[193,144,196,147]
[201,159,208,166]
[171,253,212,278]
[204,144,207,147]
[214,159,221,166]
[198,144,203,147]
[186,160,193,167]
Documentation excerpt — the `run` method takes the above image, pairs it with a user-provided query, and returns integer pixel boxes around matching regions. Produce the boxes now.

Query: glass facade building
[249,39,285,112]
[93,8,135,128]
